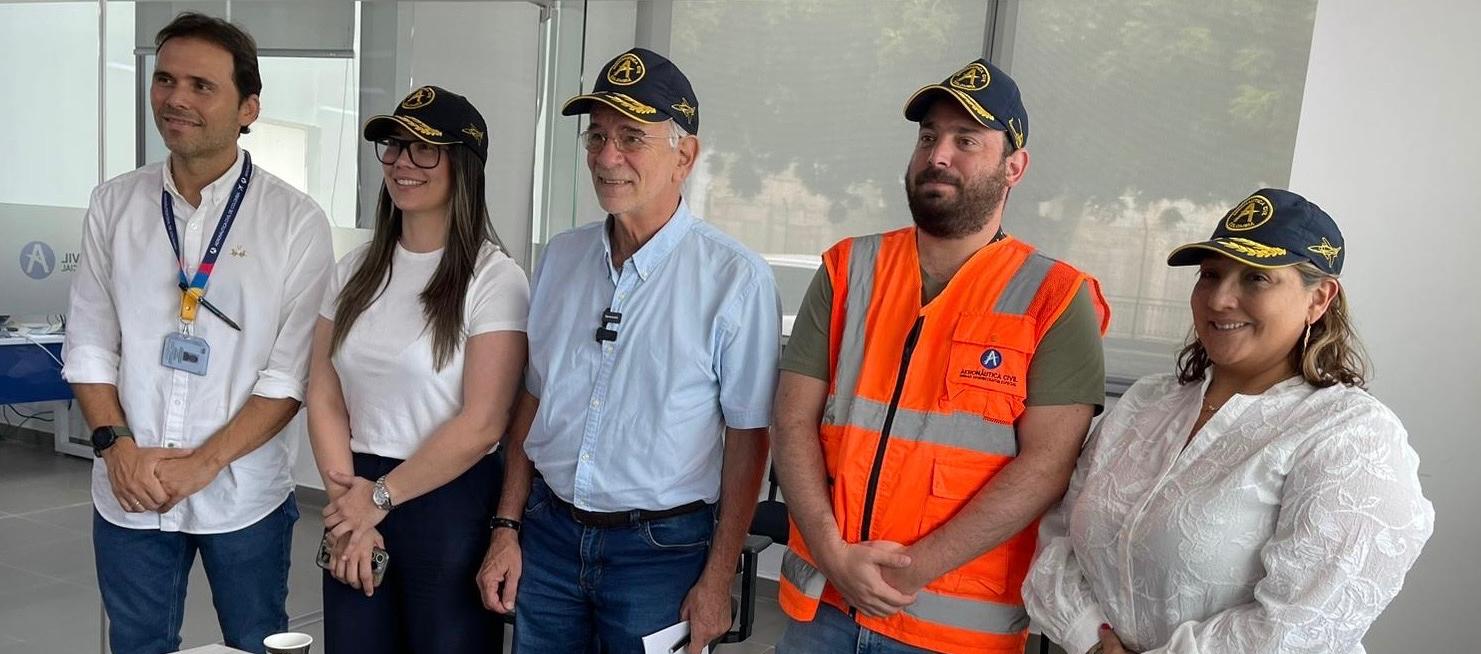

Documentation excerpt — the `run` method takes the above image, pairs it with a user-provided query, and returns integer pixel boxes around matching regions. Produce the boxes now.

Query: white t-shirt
[321,240,529,460]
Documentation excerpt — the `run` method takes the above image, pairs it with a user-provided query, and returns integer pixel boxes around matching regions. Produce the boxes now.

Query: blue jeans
[93,494,298,654]
[777,604,937,654]
[512,478,715,654]
[322,452,504,654]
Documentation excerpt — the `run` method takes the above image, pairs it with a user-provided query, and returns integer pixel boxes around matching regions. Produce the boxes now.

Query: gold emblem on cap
[1216,237,1287,258]
[1224,195,1275,232]
[1307,238,1342,267]
[402,86,436,110]
[462,125,485,144]
[607,53,646,86]
[1007,117,1025,149]
[670,97,697,121]
[948,63,991,91]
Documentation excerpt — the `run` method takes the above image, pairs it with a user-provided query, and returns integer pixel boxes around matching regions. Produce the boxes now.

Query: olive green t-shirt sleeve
[778,265,834,381]
[780,266,1107,411]
[1025,286,1106,411]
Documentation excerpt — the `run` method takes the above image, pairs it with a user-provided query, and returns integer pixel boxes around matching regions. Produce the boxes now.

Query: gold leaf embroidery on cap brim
[947,88,997,124]
[601,93,658,116]
[1217,238,1288,258]
[396,116,444,137]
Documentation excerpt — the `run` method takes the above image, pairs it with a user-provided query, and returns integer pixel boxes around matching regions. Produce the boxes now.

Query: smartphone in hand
[316,531,389,587]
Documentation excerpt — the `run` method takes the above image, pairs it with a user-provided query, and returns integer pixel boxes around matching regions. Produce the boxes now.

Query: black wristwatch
[91,425,133,457]
[490,516,522,533]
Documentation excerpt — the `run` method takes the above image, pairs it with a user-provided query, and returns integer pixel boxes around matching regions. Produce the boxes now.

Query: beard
[905,160,1009,239]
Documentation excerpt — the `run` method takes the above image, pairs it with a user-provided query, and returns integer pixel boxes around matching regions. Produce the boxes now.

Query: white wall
[1289,1,1481,650]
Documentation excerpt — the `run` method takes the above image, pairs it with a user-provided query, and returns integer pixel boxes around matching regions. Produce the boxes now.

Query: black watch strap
[490,517,522,533]
[91,425,133,456]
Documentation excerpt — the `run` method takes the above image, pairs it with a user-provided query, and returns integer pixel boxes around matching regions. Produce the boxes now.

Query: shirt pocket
[944,314,1036,424]
[920,457,1010,595]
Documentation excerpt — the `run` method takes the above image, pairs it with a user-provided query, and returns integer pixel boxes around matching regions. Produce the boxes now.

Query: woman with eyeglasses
[1023,190,1433,654]
[306,86,529,654]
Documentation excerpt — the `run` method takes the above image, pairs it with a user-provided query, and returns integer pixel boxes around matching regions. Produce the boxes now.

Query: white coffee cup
[263,631,313,654]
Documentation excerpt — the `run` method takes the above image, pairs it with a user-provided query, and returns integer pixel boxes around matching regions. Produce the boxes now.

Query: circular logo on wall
[19,241,55,280]
[980,348,1003,370]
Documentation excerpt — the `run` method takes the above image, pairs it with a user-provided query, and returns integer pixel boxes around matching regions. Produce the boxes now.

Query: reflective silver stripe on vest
[994,252,1056,315]
[904,589,1031,635]
[784,548,1029,635]
[824,234,882,424]
[781,548,827,599]
[823,396,1017,457]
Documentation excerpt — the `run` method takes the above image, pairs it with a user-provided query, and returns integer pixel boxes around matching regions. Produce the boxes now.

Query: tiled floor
[0,435,332,654]
[0,434,1063,654]
[0,434,791,653]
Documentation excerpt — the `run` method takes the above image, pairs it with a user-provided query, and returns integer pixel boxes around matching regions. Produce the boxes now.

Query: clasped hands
[815,539,925,617]
[101,438,217,514]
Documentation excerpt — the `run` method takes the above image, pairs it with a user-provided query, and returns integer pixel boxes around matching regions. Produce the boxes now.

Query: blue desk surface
[1,335,72,405]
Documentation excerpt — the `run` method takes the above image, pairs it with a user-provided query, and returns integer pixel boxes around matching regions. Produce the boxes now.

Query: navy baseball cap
[364,85,489,162]
[904,58,1028,150]
[562,48,700,135]
[1168,189,1345,275]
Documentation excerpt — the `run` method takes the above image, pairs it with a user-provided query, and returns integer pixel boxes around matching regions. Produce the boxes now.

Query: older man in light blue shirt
[475,48,779,654]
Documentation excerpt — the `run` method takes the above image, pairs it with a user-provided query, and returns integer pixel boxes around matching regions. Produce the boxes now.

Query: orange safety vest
[779,227,1110,654]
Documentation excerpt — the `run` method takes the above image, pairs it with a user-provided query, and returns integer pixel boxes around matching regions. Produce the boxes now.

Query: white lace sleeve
[1144,400,1434,653]
[1025,419,1112,654]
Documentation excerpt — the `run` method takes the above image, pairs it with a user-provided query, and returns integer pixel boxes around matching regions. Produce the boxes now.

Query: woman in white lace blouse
[1023,189,1433,654]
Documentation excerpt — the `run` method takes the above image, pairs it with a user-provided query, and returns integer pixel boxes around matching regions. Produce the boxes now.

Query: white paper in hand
[641,620,710,654]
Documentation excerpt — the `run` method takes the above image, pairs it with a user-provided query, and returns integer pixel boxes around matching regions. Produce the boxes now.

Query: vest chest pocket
[945,314,1037,423]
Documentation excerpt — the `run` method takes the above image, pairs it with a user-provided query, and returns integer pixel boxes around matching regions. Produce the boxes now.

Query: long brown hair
[1176,262,1369,388]
[330,145,500,370]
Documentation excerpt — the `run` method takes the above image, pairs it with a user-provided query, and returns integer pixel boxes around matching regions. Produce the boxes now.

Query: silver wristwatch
[371,475,395,511]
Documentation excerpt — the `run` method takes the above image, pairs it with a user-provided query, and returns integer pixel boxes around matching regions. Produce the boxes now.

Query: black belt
[545,489,711,528]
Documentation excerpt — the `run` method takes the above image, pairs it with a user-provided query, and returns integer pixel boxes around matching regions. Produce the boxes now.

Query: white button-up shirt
[1024,373,1434,654]
[63,149,333,534]
[523,201,781,512]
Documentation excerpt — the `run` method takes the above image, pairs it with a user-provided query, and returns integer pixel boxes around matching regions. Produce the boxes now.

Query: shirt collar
[162,147,246,208]
[599,199,696,281]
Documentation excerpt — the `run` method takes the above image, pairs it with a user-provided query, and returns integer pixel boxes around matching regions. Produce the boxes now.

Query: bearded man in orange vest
[772,58,1111,654]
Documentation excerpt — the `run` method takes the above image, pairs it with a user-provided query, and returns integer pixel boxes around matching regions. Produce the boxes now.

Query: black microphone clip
[595,308,623,343]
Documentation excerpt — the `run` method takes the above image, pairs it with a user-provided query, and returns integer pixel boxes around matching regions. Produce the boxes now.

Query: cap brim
[903,85,1002,129]
[1166,240,1307,269]
[561,92,665,124]
[362,115,460,145]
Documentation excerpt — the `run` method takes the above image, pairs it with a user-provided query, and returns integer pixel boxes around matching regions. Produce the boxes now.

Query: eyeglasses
[375,138,444,169]
[579,129,677,153]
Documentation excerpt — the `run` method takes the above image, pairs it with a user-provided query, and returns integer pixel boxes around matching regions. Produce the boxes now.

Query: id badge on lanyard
[159,151,253,376]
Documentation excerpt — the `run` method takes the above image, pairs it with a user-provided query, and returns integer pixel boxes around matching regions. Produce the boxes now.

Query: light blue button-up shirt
[524,200,781,512]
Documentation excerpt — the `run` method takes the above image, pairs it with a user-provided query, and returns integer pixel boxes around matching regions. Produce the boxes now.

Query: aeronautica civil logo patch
[980,348,1003,370]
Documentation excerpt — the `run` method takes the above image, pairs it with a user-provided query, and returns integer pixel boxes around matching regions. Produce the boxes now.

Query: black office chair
[716,463,789,645]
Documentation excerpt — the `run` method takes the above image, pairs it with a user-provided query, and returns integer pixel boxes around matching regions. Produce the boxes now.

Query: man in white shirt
[61,12,333,654]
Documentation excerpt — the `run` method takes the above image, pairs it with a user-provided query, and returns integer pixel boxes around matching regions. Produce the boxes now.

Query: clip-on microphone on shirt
[595,308,622,343]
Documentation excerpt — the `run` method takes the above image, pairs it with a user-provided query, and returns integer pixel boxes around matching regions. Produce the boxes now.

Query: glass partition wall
[4,0,1320,392]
